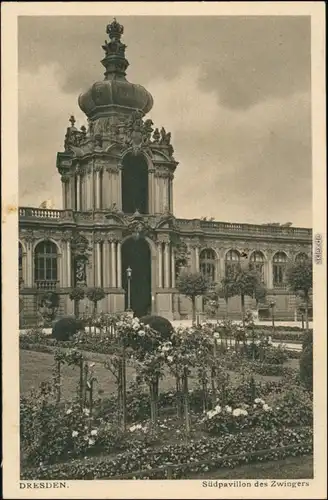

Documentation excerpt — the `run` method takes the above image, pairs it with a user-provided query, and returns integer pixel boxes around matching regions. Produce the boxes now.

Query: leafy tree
[286,259,312,331]
[39,291,60,326]
[69,287,85,318]
[86,287,105,314]
[220,264,266,326]
[176,271,209,324]
[216,277,237,318]
[254,281,267,307]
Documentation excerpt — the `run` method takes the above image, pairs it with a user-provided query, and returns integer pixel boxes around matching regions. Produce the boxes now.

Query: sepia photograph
[2,2,326,499]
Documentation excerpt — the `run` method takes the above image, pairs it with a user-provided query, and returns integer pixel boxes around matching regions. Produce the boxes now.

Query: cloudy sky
[18,15,312,226]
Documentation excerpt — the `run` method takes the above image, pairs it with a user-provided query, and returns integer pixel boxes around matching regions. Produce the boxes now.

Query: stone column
[117,241,122,288]
[148,170,154,214]
[26,243,33,287]
[95,169,101,209]
[164,243,170,288]
[267,256,273,289]
[195,245,200,272]
[163,177,169,211]
[154,176,159,213]
[169,176,174,212]
[219,249,226,278]
[22,252,28,286]
[58,253,62,289]
[61,182,66,209]
[87,173,92,210]
[76,174,81,211]
[96,242,102,287]
[66,177,72,209]
[111,240,117,288]
[158,242,163,288]
[171,247,176,288]
[70,175,75,211]
[118,166,123,210]
[109,173,113,208]
[82,175,87,211]
[102,240,109,287]
[66,240,71,288]
[159,178,163,213]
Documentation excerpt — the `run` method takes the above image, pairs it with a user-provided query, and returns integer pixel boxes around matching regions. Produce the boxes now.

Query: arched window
[19,243,23,286]
[200,248,216,282]
[250,251,265,282]
[34,241,58,289]
[295,252,309,263]
[273,252,288,287]
[225,249,240,277]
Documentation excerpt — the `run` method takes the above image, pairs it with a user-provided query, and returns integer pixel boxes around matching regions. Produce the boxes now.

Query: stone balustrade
[19,207,312,239]
[176,218,312,238]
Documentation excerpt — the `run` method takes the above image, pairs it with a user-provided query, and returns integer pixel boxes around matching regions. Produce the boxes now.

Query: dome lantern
[78,19,153,119]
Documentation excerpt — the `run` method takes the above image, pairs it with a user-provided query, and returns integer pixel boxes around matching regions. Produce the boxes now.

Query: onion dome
[78,19,153,119]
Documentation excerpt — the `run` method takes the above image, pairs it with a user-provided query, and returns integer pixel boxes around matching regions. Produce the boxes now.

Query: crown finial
[101,18,129,79]
[106,18,124,41]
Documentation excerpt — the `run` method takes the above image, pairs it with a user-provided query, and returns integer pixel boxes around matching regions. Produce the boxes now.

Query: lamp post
[269,301,276,335]
[126,266,132,311]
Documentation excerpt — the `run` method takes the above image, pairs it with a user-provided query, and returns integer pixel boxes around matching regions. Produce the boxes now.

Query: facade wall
[19,211,312,324]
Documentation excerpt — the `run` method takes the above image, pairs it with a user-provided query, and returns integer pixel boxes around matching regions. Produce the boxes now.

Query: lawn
[20,349,299,399]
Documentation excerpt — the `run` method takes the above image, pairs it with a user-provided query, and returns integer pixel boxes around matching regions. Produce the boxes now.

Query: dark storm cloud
[18,16,310,109]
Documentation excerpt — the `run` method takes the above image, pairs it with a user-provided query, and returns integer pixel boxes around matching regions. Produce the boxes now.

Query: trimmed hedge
[300,345,313,391]
[253,325,312,332]
[21,426,312,480]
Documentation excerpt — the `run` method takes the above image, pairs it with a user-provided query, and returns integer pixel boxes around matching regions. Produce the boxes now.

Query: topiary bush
[139,315,174,343]
[52,316,85,342]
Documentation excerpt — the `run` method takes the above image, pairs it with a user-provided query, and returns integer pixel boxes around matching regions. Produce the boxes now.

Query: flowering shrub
[20,389,98,466]
[21,426,313,480]
[202,389,312,436]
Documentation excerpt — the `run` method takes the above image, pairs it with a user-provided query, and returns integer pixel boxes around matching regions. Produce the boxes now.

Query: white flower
[138,330,145,337]
[88,438,96,446]
[167,355,174,363]
[129,424,143,432]
[66,408,72,415]
[214,405,222,413]
[83,408,90,416]
[254,398,265,405]
[90,429,98,436]
[214,332,220,339]
[72,430,79,438]
[232,408,242,417]
[240,409,248,416]
[225,405,232,413]
[263,404,271,412]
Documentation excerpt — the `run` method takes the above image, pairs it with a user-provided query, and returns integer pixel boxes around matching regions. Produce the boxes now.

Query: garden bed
[21,426,313,480]
[19,314,312,480]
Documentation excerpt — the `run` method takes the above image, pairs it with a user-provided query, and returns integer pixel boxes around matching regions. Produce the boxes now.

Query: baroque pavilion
[18,19,312,323]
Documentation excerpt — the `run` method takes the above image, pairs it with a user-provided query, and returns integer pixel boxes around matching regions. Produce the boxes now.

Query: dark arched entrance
[122,153,148,214]
[121,237,152,317]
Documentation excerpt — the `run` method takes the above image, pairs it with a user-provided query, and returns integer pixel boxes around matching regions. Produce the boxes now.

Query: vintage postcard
[2,1,327,498]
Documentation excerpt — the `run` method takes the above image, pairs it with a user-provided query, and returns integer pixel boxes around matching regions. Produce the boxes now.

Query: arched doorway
[121,237,152,317]
[122,153,149,214]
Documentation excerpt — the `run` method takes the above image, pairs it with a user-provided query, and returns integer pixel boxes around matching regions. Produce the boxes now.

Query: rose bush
[202,386,312,436]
